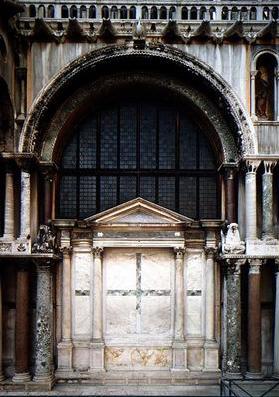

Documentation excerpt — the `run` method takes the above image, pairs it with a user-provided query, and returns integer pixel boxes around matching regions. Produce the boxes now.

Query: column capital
[34,259,53,272]
[204,246,216,258]
[40,162,58,182]
[60,246,72,257]
[250,70,258,79]
[245,159,261,173]
[225,258,246,275]
[248,258,262,274]
[174,247,185,259]
[263,160,276,174]
[274,258,279,273]
[92,247,103,258]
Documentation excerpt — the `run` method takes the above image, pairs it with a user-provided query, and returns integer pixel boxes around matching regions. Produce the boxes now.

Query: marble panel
[186,296,202,336]
[141,296,171,335]
[105,347,171,369]
[74,252,92,291]
[105,249,136,290]
[106,296,137,336]
[141,250,172,290]
[73,347,90,371]
[74,296,91,336]
[186,252,203,291]
[187,347,203,371]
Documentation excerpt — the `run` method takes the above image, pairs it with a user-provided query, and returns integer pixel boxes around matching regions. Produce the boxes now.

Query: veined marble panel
[186,296,202,336]
[105,347,171,370]
[106,296,137,335]
[141,250,172,290]
[141,296,171,335]
[74,296,91,336]
[105,249,136,290]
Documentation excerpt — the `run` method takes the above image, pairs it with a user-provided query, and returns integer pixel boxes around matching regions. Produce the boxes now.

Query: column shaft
[247,259,262,377]
[262,162,275,239]
[224,168,236,223]
[174,248,185,340]
[34,262,54,385]
[92,248,103,340]
[245,161,259,240]
[225,259,243,377]
[4,170,15,238]
[205,249,215,341]
[61,249,72,341]
[0,275,4,381]
[13,266,31,382]
[250,71,257,120]
[44,176,52,225]
[20,169,31,238]
[273,263,279,376]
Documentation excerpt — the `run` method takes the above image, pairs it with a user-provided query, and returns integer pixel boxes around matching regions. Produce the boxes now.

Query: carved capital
[225,258,246,275]
[250,70,258,79]
[245,159,260,173]
[248,258,262,274]
[263,160,276,175]
[275,258,279,273]
[174,247,185,260]
[60,246,72,257]
[92,247,103,259]
[205,246,216,258]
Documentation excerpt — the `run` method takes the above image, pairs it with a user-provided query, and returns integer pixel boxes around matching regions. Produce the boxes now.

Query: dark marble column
[246,259,262,378]
[33,261,54,387]
[224,167,237,223]
[41,165,56,225]
[12,265,31,383]
[224,259,245,378]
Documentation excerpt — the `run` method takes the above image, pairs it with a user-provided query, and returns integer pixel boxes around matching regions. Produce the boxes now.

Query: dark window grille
[59,101,219,219]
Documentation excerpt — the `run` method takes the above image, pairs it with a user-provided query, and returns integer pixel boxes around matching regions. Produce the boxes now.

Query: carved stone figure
[32,224,56,253]
[222,223,245,254]
[255,66,271,120]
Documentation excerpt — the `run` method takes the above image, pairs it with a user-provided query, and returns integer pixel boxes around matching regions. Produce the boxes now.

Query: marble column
[245,160,260,240]
[224,167,237,223]
[3,165,15,239]
[246,259,262,378]
[224,259,245,378]
[41,168,54,225]
[262,161,275,239]
[20,167,31,238]
[172,248,188,371]
[33,261,54,387]
[57,247,73,371]
[0,275,5,382]
[250,71,257,121]
[90,247,105,372]
[275,71,279,121]
[273,260,279,377]
[13,265,31,382]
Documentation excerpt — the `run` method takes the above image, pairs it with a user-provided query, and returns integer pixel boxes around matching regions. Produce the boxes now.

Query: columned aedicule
[224,259,244,378]
[33,261,54,387]
[245,160,260,241]
[273,260,279,378]
[13,265,31,383]
[172,247,188,371]
[246,259,262,378]
[90,247,105,372]
[262,161,275,240]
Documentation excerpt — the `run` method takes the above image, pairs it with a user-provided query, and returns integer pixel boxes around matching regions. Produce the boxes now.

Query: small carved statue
[255,66,271,120]
[221,222,245,254]
[32,224,56,253]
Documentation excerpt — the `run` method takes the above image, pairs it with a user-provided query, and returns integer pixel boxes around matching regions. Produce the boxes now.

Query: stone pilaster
[224,259,245,379]
[245,160,260,241]
[273,260,279,378]
[90,247,105,372]
[246,259,262,378]
[33,261,54,388]
[0,274,5,382]
[13,265,31,383]
[250,71,257,121]
[262,161,275,239]
[3,164,15,239]
[57,247,73,372]
[172,248,188,372]
[204,248,219,372]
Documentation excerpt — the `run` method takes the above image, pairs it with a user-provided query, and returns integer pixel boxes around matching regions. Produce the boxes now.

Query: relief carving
[221,223,245,254]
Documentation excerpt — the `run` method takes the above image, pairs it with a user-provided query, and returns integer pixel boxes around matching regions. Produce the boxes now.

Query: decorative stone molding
[19,45,257,160]
[263,160,276,174]
[174,247,185,260]
[92,247,104,259]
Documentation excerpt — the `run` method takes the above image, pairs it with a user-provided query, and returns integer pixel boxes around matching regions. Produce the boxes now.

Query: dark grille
[59,101,219,219]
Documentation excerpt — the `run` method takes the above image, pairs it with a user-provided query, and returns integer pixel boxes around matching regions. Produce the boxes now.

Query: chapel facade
[0,0,279,391]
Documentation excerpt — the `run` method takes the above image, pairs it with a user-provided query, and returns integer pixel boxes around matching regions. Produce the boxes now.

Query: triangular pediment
[85,198,193,226]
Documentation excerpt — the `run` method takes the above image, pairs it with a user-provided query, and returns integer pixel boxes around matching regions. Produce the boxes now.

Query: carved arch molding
[19,44,257,161]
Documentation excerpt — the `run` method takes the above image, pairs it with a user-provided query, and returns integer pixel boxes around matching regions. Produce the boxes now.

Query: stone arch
[19,45,257,161]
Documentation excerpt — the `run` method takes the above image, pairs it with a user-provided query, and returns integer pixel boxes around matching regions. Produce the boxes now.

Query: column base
[171,340,189,371]
[245,371,263,380]
[89,341,105,372]
[12,372,31,383]
[32,373,55,390]
[223,372,243,380]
